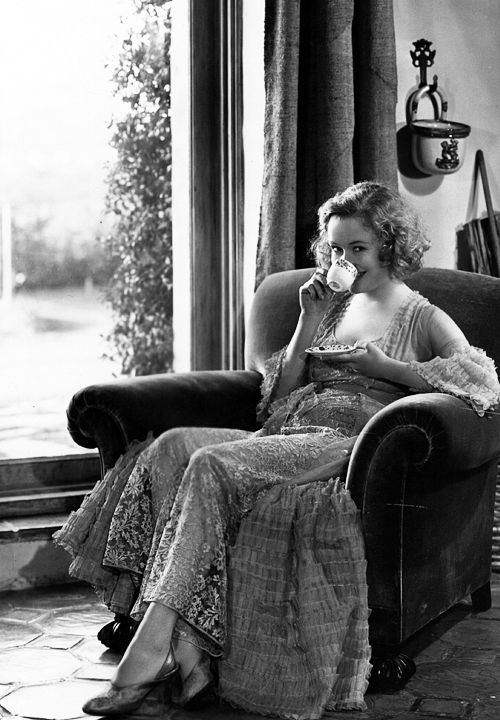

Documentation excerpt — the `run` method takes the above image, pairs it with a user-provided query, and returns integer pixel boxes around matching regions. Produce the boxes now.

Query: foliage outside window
[104,0,173,376]
[12,218,110,289]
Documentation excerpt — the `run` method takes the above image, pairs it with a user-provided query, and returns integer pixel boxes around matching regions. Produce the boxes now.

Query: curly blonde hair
[312,182,430,279]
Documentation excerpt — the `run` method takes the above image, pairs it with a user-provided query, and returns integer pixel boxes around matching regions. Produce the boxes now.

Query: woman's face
[326,215,390,294]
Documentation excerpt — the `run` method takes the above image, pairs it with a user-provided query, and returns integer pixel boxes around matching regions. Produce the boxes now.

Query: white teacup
[326,256,357,292]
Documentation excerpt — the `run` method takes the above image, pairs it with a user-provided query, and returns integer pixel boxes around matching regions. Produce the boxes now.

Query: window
[0,1,127,462]
[0,0,265,516]
[0,2,132,519]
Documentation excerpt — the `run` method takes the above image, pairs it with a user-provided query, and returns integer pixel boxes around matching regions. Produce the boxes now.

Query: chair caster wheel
[368,653,416,693]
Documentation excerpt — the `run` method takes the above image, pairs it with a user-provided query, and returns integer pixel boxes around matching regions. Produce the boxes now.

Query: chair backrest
[245,267,500,374]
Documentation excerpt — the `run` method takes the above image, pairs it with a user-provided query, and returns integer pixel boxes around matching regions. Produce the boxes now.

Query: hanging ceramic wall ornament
[407,39,471,176]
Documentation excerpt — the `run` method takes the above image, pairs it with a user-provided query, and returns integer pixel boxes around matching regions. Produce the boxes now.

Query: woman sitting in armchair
[55,181,500,719]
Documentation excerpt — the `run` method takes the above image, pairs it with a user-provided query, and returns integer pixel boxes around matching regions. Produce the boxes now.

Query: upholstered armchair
[67,267,500,683]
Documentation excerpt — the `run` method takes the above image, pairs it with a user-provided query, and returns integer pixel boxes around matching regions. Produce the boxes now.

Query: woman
[55,182,499,719]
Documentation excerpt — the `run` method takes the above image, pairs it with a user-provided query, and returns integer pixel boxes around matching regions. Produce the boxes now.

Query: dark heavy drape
[255,0,397,286]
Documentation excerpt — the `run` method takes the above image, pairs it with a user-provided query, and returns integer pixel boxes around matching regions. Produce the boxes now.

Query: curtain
[255,0,397,286]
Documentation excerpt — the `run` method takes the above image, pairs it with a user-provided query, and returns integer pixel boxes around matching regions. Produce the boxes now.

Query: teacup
[326,257,357,292]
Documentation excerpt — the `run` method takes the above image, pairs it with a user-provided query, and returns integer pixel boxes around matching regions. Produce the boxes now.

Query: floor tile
[414,696,471,716]
[154,701,270,720]
[1,609,47,624]
[364,690,415,714]
[414,640,498,665]
[434,616,500,649]
[473,697,500,720]
[73,663,115,681]
[70,637,120,664]
[0,647,81,684]
[41,606,112,637]
[447,647,498,664]
[0,685,12,700]
[409,661,500,699]
[29,634,83,650]
[0,621,41,650]
[0,680,105,720]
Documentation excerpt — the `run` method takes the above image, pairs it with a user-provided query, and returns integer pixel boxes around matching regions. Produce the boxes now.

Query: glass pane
[0,1,130,460]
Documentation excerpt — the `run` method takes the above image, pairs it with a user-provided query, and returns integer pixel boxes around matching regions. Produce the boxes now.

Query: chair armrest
[345,392,500,645]
[347,392,500,505]
[67,370,262,472]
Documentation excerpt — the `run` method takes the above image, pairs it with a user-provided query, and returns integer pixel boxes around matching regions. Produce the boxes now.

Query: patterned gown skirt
[54,424,371,718]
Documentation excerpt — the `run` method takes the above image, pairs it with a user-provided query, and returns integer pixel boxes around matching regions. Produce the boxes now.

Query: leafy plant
[103,0,173,376]
[12,218,111,290]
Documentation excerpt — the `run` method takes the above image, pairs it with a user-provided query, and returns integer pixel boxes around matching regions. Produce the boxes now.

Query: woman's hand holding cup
[299,269,333,316]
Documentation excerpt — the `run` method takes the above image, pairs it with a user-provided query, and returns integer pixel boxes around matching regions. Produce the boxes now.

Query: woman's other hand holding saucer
[334,341,390,378]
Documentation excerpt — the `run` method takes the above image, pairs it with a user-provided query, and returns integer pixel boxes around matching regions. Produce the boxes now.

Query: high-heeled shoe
[177,653,215,709]
[82,647,179,716]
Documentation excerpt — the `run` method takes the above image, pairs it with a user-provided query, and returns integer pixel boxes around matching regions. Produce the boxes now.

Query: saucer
[305,344,357,358]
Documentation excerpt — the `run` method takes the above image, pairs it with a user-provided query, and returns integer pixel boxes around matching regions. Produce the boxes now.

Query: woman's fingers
[303,282,324,300]
[301,272,329,300]
[299,270,333,314]
[313,268,328,281]
[333,342,368,363]
[332,350,362,362]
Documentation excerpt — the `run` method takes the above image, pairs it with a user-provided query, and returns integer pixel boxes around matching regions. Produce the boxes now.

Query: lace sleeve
[408,346,500,416]
[256,346,288,423]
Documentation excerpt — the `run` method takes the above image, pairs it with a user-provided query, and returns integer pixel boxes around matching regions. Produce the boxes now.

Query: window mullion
[186,0,244,371]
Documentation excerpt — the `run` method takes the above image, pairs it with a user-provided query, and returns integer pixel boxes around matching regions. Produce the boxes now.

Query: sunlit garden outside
[0,285,118,458]
[0,0,172,459]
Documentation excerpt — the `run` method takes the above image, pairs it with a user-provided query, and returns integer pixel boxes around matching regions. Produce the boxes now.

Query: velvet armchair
[67,267,500,675]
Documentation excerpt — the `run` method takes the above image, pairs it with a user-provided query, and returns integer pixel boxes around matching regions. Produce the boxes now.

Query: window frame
[173,0,245,372]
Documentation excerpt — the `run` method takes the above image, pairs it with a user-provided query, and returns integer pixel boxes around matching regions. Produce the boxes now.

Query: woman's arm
[274,271,333,399]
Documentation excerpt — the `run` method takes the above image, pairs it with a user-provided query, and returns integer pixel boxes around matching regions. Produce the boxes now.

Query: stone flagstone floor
[0,577,499,720]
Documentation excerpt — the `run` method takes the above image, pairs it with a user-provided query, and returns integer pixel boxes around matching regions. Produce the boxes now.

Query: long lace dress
[54,290,499,719]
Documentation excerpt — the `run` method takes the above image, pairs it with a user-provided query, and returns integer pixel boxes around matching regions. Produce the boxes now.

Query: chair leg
[97,613,139,654]
[367,653,416,694]
[471,581,491,612]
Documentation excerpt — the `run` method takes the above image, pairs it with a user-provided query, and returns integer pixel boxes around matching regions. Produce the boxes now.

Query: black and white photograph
[0,2,499,719]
